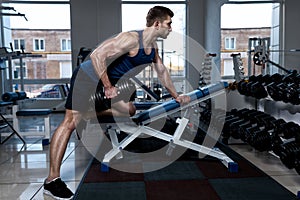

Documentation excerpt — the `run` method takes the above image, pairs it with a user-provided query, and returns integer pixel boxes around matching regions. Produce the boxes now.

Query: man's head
[146,6,173,39]
[146,6,174,27]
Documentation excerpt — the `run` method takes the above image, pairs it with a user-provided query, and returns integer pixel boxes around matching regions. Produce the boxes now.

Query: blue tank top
[107,30,156,81]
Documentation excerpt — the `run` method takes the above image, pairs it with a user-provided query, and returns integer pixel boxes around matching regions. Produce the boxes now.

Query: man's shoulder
[116,31,139,45]
[120,31,139,38]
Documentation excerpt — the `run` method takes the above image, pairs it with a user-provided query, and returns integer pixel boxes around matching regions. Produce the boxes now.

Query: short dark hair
[146,6,174,27]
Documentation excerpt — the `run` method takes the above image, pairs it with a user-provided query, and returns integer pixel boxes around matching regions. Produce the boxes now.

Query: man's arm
[152,45,190,104]
[153,48,178,98]
[90,32,137,98]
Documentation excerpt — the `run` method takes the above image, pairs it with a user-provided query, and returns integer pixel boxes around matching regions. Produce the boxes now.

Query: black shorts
[65,64,102,112]
[65,62,136,113]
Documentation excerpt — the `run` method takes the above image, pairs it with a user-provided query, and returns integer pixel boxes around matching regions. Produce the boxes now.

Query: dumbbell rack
[225,73,300,172]
[227,45,300,196]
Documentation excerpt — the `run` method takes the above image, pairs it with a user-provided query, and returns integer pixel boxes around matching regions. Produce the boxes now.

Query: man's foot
[43,177,74,200]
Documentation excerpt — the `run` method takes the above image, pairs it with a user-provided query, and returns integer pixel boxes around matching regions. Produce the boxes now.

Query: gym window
[221,1,280,77]
[61,39,71,51]
[13,39,25,51]
[33,39,45,51]
[225,37,236,50]
[1,0,71,95]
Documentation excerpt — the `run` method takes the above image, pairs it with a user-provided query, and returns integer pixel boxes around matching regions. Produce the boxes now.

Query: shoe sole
[43,189,73,200]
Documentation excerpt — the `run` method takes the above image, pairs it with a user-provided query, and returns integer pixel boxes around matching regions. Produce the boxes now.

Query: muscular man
[43,6,190,199]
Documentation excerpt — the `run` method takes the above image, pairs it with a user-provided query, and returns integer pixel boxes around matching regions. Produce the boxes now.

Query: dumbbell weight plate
[253,52,268,66]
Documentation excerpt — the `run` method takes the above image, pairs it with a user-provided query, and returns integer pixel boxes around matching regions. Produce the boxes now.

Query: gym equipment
[273,140,300,173]
[1,94,52,143]
[89,79,137,109]
[0,102,25,145]
[132,82,227,125]
[220,108,300,174]
[11,105,52,143]
[90,77,162,109]
[231,53,245,82]
[77,47,92,66]
[86,82,238,172]
[240,38,300,104]
[221,108,282,151]
[236,74,275,99]
[2,91,27,102]
[266,71,300,105]
[235,71,300,104]
[198,53,216,87]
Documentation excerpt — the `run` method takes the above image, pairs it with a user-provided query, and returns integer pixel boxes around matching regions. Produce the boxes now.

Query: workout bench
[12,105,52,144]
[90,81,238,173]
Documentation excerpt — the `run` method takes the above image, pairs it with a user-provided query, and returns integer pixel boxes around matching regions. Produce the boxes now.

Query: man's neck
[142,27,158,47]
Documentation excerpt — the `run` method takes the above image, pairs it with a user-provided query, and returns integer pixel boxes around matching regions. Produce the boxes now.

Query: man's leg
[44,109,81,199]
[97,101,136,117]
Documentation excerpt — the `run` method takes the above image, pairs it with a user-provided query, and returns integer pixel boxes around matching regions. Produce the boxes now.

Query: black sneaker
[43,177,74,200]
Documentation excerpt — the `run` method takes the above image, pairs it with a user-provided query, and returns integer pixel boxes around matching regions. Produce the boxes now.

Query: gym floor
[0,113,299,199]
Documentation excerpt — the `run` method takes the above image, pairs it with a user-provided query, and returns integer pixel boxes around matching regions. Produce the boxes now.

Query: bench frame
[12,105,51,139]
[96,86,238,173]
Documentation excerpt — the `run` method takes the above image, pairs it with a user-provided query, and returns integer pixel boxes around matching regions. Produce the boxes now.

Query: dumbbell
[274,140,300,170]
[266,71,300,104]
[281,122,300,140]
[248,82,267,99]
[222,109,268,141]
[222,115,242,140]
[264,73,284,100]
[237,112,274,150]
[271,118,286,135]
[237,76,258,96]
[238,121,257,142]
[245,126,273,152]
[223,109,281,150]
[283,83,300,105]
[237,75,269,98]
[253,114,275,128]
[266,82,286,102]
[222,108,251,133]
[228,116,254,140]
[237,80,248,95]
[281,70,298,84]
[89,80,136,109]
[259,117,284,133]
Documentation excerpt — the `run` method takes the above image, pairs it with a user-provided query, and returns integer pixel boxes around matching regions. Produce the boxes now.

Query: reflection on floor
[0,113,93,200]
[0,113,299,199]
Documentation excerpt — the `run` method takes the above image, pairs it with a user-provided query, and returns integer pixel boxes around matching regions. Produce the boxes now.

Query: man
[43,5,190,199]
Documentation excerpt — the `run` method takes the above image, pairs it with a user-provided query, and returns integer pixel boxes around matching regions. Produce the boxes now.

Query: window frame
[13,38,25,51]
[61,38,71,51]
[33,38,45,51]
[224,37,236,50]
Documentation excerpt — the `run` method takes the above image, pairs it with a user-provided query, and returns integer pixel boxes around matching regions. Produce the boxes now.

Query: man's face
[158,15,172,39]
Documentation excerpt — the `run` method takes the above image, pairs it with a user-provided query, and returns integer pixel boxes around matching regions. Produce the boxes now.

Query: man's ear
[154,21,160,30]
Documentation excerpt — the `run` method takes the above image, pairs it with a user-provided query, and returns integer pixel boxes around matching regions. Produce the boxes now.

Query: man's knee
[129,103,136,116]
[63,110,80,131]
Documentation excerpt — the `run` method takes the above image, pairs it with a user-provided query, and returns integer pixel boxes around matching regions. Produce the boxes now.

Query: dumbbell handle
[89,80,136,104]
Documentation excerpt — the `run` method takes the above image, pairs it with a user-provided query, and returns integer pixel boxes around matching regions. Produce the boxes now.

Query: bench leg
[44,116,51,139]
[0,113,26,145]
[12,105,20,133]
